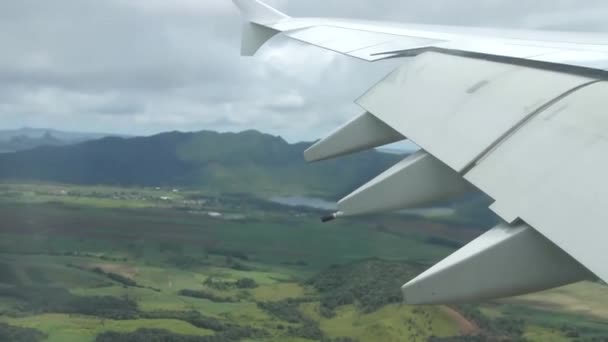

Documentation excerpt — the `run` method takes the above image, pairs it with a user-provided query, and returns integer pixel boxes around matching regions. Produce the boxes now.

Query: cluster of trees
[428,336,491,342]
[203,277,233,291]
[96,328,265,342]
[97,309,267,342]
[309,259,419,315]
[178,289,239,303]
[235,278,257,289]
[0,323,46,342]
[287,319,324,340]
[257,299,336,341]
[257,299,307,324]
[202,277,258,291]
[0,286,139,320]
[139,309,267,340]
[66,264,160,292]
[140,311,227,332]
[0,288,267,342]
[456,305,526,340]
[207,248,249,261]
[557,324,607,340]
[59,252,127,262]
[226,258,254,271]
[91,267,138,287]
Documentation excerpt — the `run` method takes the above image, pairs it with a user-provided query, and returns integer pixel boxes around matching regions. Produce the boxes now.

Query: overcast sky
[2,0,608,142]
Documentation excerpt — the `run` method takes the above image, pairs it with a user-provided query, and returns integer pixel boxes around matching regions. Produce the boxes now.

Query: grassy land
[4,314,215,342]
[0,183,606,342]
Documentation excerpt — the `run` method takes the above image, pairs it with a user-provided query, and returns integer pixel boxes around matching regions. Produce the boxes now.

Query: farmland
[0,183,606,341]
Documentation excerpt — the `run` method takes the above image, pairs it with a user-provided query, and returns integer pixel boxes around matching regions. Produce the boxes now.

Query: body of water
[270,196,337,210]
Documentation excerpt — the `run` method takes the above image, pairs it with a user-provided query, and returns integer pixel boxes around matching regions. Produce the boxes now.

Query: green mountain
[0,130,401,198]
[0,132,65,153]
[0,128,127,153]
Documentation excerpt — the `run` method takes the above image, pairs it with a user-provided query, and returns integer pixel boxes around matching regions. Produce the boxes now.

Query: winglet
[233,0,289,25]
[233,0,289,56]
[240,22,279,56]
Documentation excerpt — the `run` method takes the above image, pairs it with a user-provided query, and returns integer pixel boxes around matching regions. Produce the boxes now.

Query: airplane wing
[233,0,608,304]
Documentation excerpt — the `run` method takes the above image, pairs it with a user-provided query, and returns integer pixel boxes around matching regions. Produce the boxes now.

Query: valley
[0,183,606,342]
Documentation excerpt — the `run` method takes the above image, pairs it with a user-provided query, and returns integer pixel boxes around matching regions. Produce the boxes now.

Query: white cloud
[0,0,607,141]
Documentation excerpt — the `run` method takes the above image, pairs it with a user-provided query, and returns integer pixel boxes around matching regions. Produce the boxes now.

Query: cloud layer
[2,0,608,141]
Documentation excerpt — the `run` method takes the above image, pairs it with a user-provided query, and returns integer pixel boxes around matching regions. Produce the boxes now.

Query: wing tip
[240,22,279,56]
[233,0,289,25]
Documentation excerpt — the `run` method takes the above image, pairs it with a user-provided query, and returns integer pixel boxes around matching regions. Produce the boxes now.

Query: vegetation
[235,278,257,289]
[309,259,420,315]
[0,323,46,342]
[287,319,324,340]
[0,181,605,341]
[0,130,400,196]
[96,327,266,342]
[257,299,308,323]
[457,305,526,340]
[139,311,236,333]
[257,299,327,340]
[91,267,139,287]
[166,255,209,269]
[178,289,239,303]
[0,287,139,320]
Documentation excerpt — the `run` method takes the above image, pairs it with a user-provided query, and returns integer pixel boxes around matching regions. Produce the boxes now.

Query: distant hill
[0,130,401,198]
[0,128,127,153]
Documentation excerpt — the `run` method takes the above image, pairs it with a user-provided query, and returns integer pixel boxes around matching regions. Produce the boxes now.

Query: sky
[2,0,608,142]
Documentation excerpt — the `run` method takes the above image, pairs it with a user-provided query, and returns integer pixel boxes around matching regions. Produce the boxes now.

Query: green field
[0,183,606,342]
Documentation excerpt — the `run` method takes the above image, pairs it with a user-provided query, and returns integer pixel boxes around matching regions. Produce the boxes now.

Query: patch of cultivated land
[0,183,605,341]
[505,281,608,320]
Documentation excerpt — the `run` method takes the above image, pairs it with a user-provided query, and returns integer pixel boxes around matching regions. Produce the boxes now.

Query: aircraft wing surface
[233,0,608,304]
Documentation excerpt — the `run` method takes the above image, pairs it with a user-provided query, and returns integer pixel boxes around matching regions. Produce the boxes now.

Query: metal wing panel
[433,39,561,59]
[464,81,608,281]
[285,26,397,53]
[356,52,594,172]
[284,25,441,61]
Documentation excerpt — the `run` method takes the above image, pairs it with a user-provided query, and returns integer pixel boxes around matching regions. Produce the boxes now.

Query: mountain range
[0,130,401,198]
[0,128,125,153]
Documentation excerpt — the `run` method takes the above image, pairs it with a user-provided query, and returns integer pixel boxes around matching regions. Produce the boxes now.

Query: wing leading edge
[233,0,607,304]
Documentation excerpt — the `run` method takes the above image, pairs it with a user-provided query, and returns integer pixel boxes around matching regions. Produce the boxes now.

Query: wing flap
[304,112,404,162]
[403,222,593,304]
[465,81,608,282]
[338,150,473,217]
[356,52,594,172]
